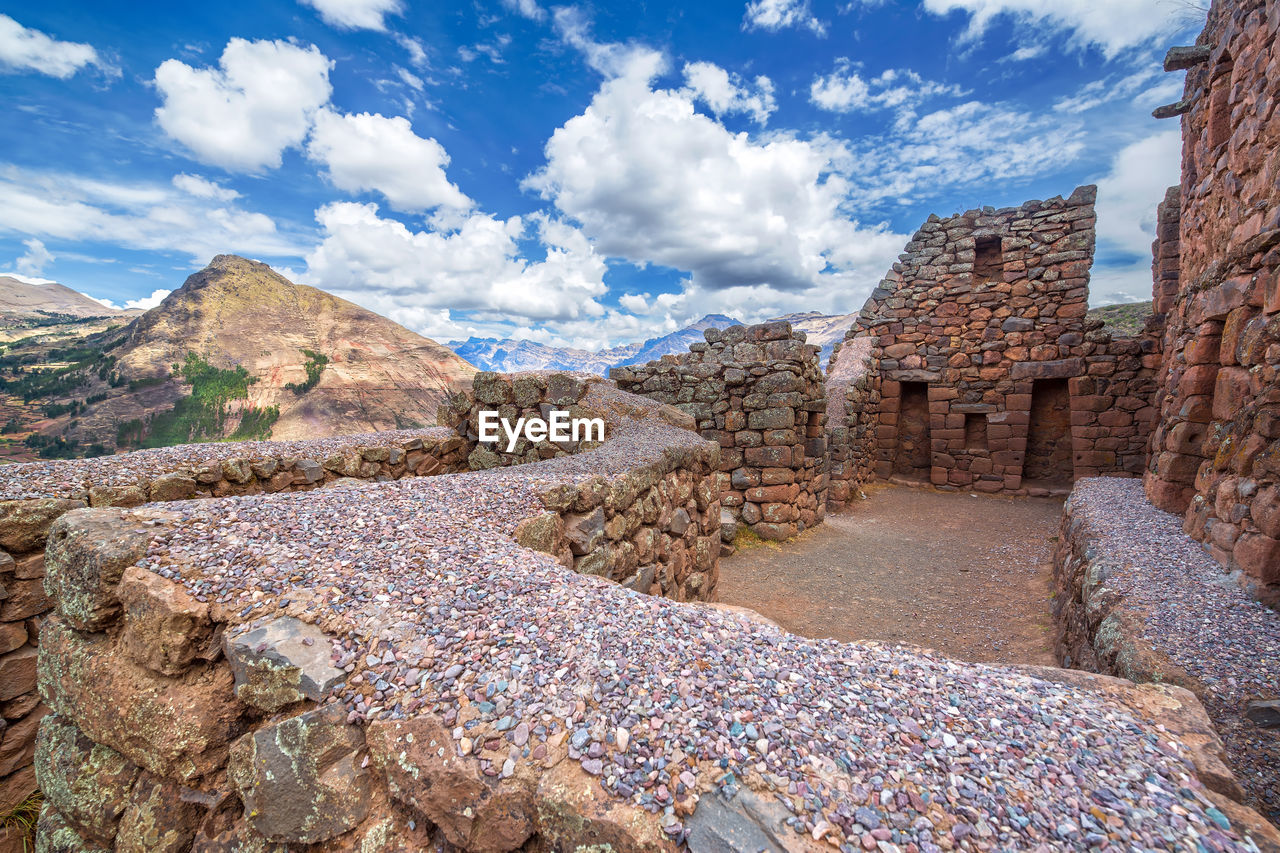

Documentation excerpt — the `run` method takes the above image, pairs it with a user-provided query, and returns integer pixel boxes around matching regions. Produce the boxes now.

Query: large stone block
[44,509,152,632]
[223,616,343,713]
[34,714,139,846]
[0,499,85,555]
[115,773,208,853]
[228,705,370,845]
[368,715,535,853]
[118,567,220,677]
[38,616,245,781]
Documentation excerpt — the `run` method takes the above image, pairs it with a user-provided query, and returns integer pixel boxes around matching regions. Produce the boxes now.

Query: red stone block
[1234,533,1280,584]
[1212,367,1253,419]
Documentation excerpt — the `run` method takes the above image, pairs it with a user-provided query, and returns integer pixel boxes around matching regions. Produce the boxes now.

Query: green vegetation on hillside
[1087,301,1154,337]
[118,352,279,449]
[284,348,330,395]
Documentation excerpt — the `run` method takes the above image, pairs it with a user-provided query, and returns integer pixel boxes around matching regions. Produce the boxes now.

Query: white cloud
[524,47,907,307]
[15,238,53,277]
[154,38,333,173]
[743,0,828,35]
[682,62,776,125]
[843,100,1088,206]
[1000,44,1046,62]
[552,7,665,80]
[0,272,55,285]
[303,202,609,327]
[1091,128,1181,303]
[306,109,471,212]
[125,288,173,310]
[299,0,402,31]
[172,173,240,202]
[618,292,648,313]
[921,0,1192,58]
[810,61,964,113]
[0,14,106,78]
[502,0,548,22]
[0,164,303,263]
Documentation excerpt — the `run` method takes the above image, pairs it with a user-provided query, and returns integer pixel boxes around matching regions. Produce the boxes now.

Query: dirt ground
[717,484,1064,666]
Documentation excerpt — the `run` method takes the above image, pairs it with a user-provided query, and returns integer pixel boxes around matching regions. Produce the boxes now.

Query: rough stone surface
[223,616,343,712]
[34,715,139,847]
[228,705,370,844]
[1141,0,1280,604]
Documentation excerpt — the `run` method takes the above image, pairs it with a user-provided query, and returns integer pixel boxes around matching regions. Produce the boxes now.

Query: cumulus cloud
[15,237,53,277]
[742,0,827,35]
[172,173,240,202]
[0,163,303,263]
[682,61,776,125]
[921,0,1192,58]
[299,0,402,31]
[306,109,471,212]
[0,14,107,78]
[154,38,333,173]
[524,48,907,305]
[810,61,964,113]
[1091,128,1181,302]
[303,202,609,327]
[91,288,174,312]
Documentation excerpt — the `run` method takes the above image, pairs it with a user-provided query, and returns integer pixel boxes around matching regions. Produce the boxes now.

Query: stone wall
[0,428,468,820]
[835,186,1161,496]
[30,439,1280,851]
[443,373,724,599]
[823,336,874,511]
[611,321,827,540]
[1142,0,1280,603]
[1053,477,1280,824]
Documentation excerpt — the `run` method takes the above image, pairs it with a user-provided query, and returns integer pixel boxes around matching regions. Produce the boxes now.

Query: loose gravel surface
[132,440,1265,850]
[0,427,457,500]
[1067,478,1280,825]
[719,485,1062,666]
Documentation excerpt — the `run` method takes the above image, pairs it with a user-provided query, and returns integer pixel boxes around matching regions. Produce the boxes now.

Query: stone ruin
[611,322,827,541]
[18,372,1280,851]
[1141,0,1280,605]
[827,186,1162,497]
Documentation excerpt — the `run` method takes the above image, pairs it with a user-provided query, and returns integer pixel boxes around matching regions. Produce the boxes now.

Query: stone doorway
[893,382,931,480]
[1024,378,1073,487]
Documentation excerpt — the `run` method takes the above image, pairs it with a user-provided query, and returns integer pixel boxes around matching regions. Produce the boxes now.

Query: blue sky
[0,0,1201,349]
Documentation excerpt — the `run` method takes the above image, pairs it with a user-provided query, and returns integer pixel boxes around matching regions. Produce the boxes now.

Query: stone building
[831,187,1162,496]
[1143,0,1280,602]
[611,321,827,540]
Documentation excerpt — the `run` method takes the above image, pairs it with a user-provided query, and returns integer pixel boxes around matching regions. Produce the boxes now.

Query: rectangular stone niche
[1024,378,1074,487]
[973,235,1004,282]
[964,413,989,452]
[893,382,931,481]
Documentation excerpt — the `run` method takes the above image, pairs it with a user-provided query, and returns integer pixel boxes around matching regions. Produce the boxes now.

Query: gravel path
[1066,478,1280,825]
[130,432,1266,850]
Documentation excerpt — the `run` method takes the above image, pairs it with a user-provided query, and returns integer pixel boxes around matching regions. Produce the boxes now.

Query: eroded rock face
[0,499,86,555]
[34,715,139,847]
[43,510,151,632]
[228,705,370,845]
[37,616,245,782]
[367,715,535,853]
[223,616,343,712]
[118,566,220,676]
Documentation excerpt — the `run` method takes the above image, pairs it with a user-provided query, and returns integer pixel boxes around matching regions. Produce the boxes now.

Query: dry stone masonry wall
[1142,0,1280,604]
[29,399,1280,851]
[833,186,1162,496]
[0,428,468,821]
[442,373,724,599]
[611,321,828,541]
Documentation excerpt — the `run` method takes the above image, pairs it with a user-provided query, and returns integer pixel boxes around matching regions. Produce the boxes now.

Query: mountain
[612,314,741,367]
[449,338,618,375]
[31,255,475,452]
[450,311,859,375]
[0,275,124,319]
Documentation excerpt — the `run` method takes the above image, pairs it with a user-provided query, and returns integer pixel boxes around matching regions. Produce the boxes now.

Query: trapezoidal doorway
[893,381,931,481]
[1023,378,1073,488]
